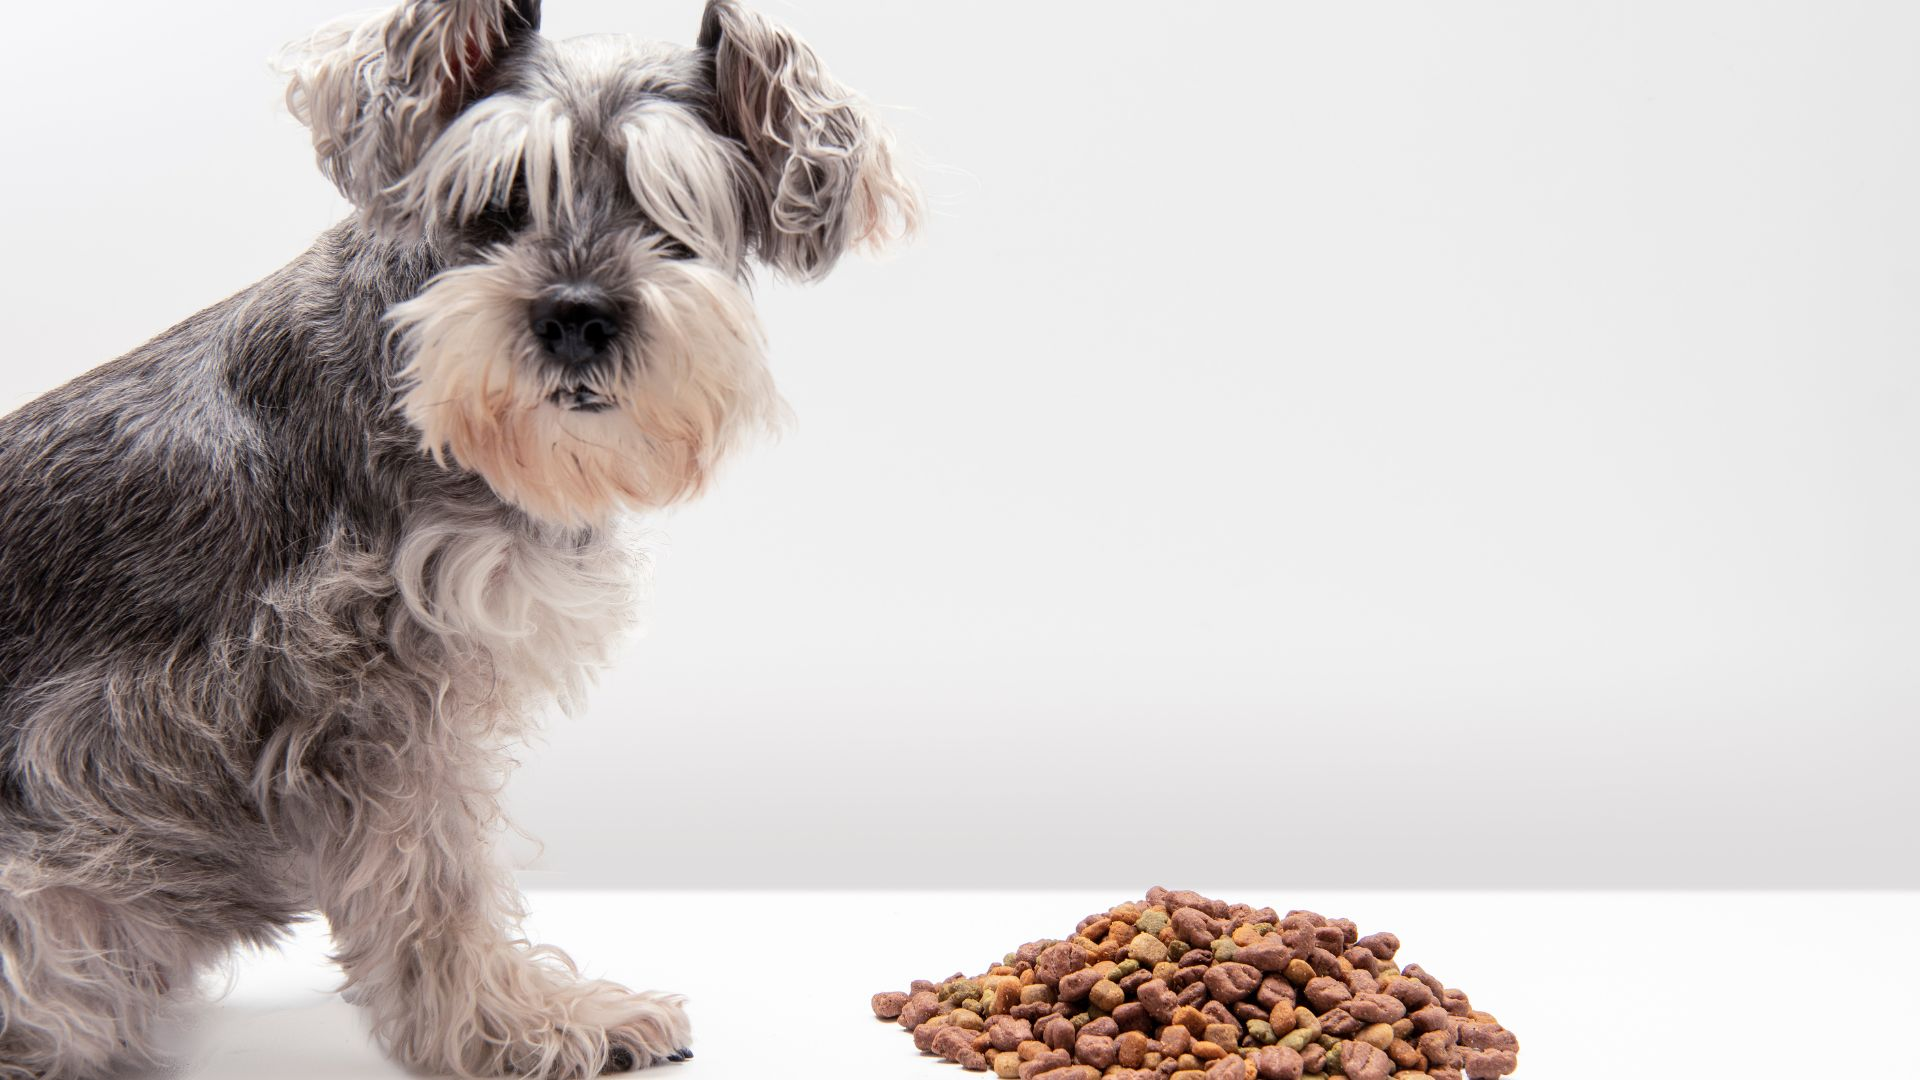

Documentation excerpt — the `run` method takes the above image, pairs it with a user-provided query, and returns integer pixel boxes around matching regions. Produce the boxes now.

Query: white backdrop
[3,1,1915,888]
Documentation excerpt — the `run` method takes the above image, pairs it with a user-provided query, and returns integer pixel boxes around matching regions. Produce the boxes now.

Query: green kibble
[940,979,980,1002]
[1293,1008,1321,1039]
[1316,1035,1337,1050]
[1070,1012,1090,1029]
[1253,923,1274,935]
[1280,1031,1310,1052]
[1167,939,1190,959]
[1136,911,1170,935]
[1324,1045,1343,1074]
[1112,960,1140,978]
[1211,939,1238,962]
[1246,1021,1275,1046]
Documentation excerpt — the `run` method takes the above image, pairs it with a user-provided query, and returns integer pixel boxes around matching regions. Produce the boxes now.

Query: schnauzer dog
[0,1,915,1076]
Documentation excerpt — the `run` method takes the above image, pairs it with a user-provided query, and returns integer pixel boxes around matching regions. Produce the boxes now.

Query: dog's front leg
[300,754,690,1077]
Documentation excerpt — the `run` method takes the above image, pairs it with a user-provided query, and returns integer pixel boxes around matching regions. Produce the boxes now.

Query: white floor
[151,889,1919,1080]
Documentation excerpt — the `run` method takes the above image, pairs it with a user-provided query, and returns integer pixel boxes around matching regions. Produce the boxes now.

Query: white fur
[390,240,782,528]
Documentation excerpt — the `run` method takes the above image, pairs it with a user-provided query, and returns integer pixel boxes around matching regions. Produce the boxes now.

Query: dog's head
[285,0,917,527]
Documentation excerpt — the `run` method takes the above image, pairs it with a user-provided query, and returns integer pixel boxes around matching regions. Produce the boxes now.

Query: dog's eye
[657,236,696,261]
[469,186,534,244]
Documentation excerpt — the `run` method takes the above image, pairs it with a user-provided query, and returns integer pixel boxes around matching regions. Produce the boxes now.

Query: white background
[3,1,1916,889]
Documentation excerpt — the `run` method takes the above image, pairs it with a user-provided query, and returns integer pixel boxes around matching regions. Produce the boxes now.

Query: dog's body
[0,3,914,1077]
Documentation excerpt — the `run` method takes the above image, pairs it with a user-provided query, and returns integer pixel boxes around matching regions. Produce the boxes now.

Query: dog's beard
[390,247,781,527]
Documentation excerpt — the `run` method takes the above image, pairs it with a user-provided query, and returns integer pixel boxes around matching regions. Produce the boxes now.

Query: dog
[0,1,916,1076]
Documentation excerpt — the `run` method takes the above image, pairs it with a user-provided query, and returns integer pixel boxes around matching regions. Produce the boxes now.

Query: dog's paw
[598,991,693,1073]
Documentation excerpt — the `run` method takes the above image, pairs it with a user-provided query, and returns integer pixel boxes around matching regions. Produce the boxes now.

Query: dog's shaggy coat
[0,1,916,1076]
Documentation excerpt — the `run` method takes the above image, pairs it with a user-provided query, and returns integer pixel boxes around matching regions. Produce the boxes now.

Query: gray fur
[0,1,917,1077]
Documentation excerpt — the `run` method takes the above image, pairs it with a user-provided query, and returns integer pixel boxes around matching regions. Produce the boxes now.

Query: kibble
[872,888,1520,1077]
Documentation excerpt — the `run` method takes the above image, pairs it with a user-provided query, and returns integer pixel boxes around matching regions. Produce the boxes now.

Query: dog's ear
[698,0,920,280]
[286,0,542,226]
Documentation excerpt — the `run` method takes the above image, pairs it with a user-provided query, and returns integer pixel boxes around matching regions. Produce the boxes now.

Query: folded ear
[698,0,920,281]
[286,0,542,226]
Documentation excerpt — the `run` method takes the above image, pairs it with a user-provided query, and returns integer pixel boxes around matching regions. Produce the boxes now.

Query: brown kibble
[988,1017,1034,1052]
[1417,1031,1462,1069]
[1059,968,1101,1003]
[1116,1031,1152,1068]
[1075,1033,1117,1070]
[1036,943,1089,988]
[1234,938,1293,973]
[1455,1024,1518,1052]
[1090,978,1127,1013]
[1200,1000,1237,1028]
[1303,977,1351,1012]
[1385,977,1433,1012]
[1202,962,1263,1004]
[1033,1067,1099,1080]
[1205,1056,1246,1080]
[1017,1040,1049,1061]
[1346,994,1405,1025]
[1251,1045,1304,1080]
[1318,1009,1361,1037]
[1354,934,1399,962]
[1256,976,1296,1011]
[913,1019,947,1053]
[933,1026,979,1061]
[1172,907,1225,947]
[1339,1040,1391,1080]
[872,991,911,1019]
[1171,1072,1209,1080]
[1041,1016,1075,1050]
[901,991,942,1030]
[1191,1040,1231,1062]
[993,1051,1023,1078]
[1283,959,1317,986]
[1461,1048,1518,1080]
[1409,1005,1450,1033]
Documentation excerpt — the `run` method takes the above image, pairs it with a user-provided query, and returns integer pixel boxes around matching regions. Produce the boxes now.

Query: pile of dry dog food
[871,888,1519,1080]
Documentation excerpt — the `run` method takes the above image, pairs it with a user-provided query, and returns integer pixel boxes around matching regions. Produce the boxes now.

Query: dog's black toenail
[667,1053,684,1062]
[606,1045,636,1072]
[679,1048,693,1059]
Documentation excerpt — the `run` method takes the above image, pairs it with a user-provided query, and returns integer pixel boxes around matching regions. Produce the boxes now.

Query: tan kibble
[1356,1024,1393,1049]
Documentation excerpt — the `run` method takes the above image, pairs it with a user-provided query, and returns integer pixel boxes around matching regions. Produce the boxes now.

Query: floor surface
[149,889,1920,1079]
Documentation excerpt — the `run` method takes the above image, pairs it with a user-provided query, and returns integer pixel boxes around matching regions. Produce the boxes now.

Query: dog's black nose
[529,294,620,365]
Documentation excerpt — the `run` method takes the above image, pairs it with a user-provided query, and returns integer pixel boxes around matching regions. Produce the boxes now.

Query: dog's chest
[385,513,643,710]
